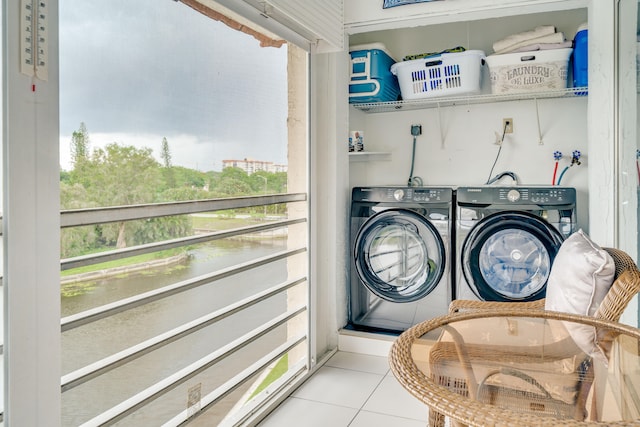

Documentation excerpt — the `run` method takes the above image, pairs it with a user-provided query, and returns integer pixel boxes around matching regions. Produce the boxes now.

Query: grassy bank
[248,354,289,401]
[61,247,188,277]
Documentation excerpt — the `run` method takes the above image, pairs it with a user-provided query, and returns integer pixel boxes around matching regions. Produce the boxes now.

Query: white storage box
[485,48,572,94]
[390,50,485,100]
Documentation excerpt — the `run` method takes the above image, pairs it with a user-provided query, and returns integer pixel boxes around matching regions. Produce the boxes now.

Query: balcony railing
[49,193,309,426]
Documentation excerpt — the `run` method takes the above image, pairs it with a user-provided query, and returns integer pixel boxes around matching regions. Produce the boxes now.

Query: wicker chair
[427,247,640,427]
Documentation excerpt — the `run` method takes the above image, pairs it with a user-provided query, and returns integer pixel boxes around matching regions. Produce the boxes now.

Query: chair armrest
[603,247,638,280]
[449,298,545,314]
[594,269,640,323]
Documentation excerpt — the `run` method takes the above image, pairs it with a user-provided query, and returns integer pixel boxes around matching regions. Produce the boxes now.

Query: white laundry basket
[391,50,485,100]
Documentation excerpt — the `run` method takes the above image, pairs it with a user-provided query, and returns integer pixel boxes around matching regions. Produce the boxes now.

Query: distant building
[222,158,288,174]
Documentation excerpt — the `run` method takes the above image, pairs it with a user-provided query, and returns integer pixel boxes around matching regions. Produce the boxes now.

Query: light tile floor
[257,351,431,427]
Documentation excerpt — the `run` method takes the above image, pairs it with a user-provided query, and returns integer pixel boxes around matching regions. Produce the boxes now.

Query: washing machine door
[461,211,564,302]
[354,208,446,303]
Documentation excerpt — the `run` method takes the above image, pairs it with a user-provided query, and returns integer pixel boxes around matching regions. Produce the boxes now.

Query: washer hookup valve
[553,151,562,161]
[571,150,582,165]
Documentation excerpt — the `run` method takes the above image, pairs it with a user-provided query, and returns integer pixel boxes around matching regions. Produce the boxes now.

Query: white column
[2,1,61,425]
[587,0,617,246]
[616,0,639,327]
[309,48,350,364]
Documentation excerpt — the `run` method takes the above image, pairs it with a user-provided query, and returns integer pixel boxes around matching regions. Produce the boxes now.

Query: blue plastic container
[349,43,401,103]
[572,24,588,88]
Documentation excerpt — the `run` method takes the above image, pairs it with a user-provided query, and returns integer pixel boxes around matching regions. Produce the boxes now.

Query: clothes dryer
[348,186,453,334]
[456,186,576,302]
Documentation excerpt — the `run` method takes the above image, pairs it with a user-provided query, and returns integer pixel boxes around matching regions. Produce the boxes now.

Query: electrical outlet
[503,118,513,134]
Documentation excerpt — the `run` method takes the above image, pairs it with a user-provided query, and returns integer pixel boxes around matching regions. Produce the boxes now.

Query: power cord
[407,125,423,187]
[486,120,509,184]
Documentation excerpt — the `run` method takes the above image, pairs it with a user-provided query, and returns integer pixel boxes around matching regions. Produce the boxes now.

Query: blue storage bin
[572,24,588,89]
[349,43,401,103]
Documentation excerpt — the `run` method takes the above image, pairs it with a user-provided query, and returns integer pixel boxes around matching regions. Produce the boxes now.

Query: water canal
[61,237,290,426]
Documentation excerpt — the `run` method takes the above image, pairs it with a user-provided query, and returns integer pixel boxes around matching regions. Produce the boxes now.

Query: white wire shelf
[350,87,588,113]
[348,151,391,161]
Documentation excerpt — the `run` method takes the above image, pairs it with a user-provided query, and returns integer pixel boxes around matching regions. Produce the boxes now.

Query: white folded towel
[504,41,573,54]
[493,25,556,53]
[494,32,566,55]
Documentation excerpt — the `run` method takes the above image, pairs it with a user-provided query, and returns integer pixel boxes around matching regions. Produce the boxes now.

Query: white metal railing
[80,307,307,426]
[61,277,307,391]
[61,248,306,331]
[56,193,309,426]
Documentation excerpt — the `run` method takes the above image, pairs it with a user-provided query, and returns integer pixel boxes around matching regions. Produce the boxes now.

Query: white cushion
[544,229,615,361]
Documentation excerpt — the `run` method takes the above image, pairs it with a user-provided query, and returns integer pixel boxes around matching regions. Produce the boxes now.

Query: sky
[59,0,289,172]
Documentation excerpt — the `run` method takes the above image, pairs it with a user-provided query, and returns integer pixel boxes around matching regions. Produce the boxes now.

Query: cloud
[59,0,289,169]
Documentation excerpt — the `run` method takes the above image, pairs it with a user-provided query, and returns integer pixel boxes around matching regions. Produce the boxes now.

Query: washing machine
[456,186,576,302]
[348,186,453,334]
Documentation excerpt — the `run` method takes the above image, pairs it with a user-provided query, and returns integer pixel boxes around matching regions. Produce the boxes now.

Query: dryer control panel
[457,186,576,207]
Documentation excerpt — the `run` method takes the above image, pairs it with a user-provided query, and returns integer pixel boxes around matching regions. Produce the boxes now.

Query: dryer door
[354,208,445,303]
[461,211,564,302]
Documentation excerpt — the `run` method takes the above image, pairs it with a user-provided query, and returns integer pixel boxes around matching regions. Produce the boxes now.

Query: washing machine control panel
[457,187,576,206]
[526,188,575,204]
[506,189,520,202]
[363,187,453,203]
[352,187,454,204]
[412,189,449,202]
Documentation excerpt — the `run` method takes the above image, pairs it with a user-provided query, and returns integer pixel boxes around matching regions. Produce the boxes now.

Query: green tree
[205,170,222,189]
[60,182,100,258]
[270,172,288,193]
[60,169,71,183]
[209,167,252,197]
[159,187,210,202]
[172,166,208,189]
[160,137,172,168]
[220,166,249,182]
[76,143,163,248]
[70,122,90,166]
[160,137,176,189]
[85,143,161,206]
[215,177,252,196]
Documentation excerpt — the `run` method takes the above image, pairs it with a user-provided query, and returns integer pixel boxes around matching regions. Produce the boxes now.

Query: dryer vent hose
[486,171,519,185]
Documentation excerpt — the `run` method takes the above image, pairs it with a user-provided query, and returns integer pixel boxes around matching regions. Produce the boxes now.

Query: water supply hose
[552,151,562,185]
[557,150,581,185]
[556,166,569,185]
[636,149,640,186]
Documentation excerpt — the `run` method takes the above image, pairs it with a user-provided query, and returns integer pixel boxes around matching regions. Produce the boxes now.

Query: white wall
[345,6,590,229]
[349,97,590,230]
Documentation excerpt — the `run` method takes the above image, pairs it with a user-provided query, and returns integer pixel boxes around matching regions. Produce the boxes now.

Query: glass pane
[59,1,308,424]
[479,229,550,298]
[368,223,428,286]
[0,2,3,418]
[637,0,640,327]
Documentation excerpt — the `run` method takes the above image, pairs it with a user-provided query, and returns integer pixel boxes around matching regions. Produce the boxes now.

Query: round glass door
[462,211,564,302]
[354,209,445,302]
